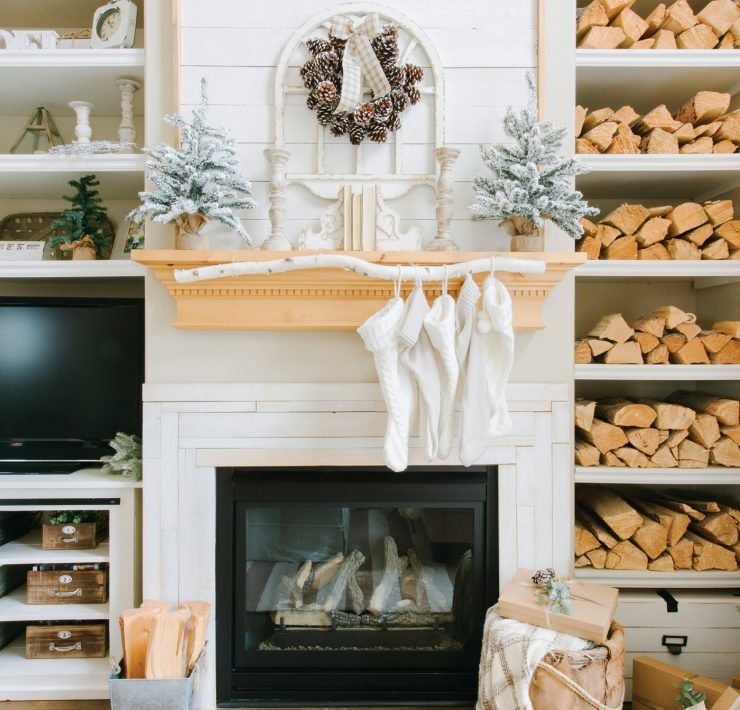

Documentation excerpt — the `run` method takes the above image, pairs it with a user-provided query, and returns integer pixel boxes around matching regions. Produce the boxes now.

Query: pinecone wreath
[300,20,424,145]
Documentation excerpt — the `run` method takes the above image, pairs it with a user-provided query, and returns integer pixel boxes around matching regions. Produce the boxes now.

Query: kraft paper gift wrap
[497,568,618,644]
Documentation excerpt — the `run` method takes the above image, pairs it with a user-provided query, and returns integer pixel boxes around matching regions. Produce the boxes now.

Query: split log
[588,339,614,357]
[642,399,696,429]
[311,552,344,591]
[681,137,714,154]
[660,0,698,34]
[605,540,648,569]
[674,91,731,125]
[322,549,365,612]
[675,321,702,340]
[575,104,589,136]
[368,536,399,616]
[635,217,670,247]
[673,123,697,145]
[626,427,661,455]
[690,512,739,546]
[717,30,736,48]
[661,332,687,354]
[586,547,608,569]
[648,552,674,571]
[588,313,635,343]
[575,554,591,568]
[582,122,620,151]
[613,105,640,125]
[676,498,719,514]
[577,1,609,39]
[688,413,721,448]
[578,236,602,259]
[645,3,667,33]
[715,221,740,250]
[575,340,593,364]
[718,503,740,525]
[715,112,740,143]
[607,123,641,154]
[120,606,162,679]
[179,601,210,674]
[614,445,649,467]
[710,338,740,364]
[632,514,669,559]
[652,28,678,47]
[575,517,601,556]
[699,331,732,354]
[695,121,721,138]
[683,530,738,570]
[677,438,710,467]
[577,504,619,549]
[665,429,689,447]
[632,315,665,338]
[145,608,191,679]
[575,438,601,467]
[582,107,616,133]
[576,138,601,154]
[640,128,679,154]
[603,340,643,363]
[671,337,710,364]
[647,343,670,364]
[677,23,720,48]
[658,499,705,521]
[602,203,650,234]
[703,200,734,227]
[578,486,643,539]
[286,560,313,608]
[666,390,739,425]
[639,243,671,260]
[666,239,701,260]
[683,223,714,247]
[650,443,678,467]
[720,424,740,445]
[629,498,689,546]
[712,321,740,338]
[575,398,597,431]
[596,224,622,247]
[603,451,627,466]
[665,203,708,237]
[630,37,655,48]
[702,239,730,261]
[599,0,637,20]
[697,0,740,36]
[710,436,740,466]
[652,304,694,329]
[667,538,694,569]
[407,548,447,611]
[633,332,660,354]
[581,217,598,236]
[713,138,738,153]
[604,235,638,260]
[597,400,657,427]
[633,106,682,136]
[578,26,627,48]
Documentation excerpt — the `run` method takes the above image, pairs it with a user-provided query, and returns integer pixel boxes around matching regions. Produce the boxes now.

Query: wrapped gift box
[633,656,739,710]
[58,31,91,49]
[497,568,618,644]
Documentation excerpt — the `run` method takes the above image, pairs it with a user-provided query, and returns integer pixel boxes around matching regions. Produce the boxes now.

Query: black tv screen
[0,298,144,461]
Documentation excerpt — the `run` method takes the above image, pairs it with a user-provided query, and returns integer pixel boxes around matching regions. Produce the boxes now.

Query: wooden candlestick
[69,101,94,144]
[117,79,141,144]
[262,148,293,250]
[426,147,461,252]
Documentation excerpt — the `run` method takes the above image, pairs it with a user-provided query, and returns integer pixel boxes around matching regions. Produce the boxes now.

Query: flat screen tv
[0,297,144,473]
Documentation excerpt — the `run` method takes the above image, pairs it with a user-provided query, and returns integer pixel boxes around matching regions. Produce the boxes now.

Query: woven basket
[529,622,625,710]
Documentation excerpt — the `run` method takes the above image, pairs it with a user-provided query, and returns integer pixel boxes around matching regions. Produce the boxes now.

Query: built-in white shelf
[0,466,142,491]
[0,586,108,622]
[576,154,740,200]
[0,640,109,701]
[574,364,740,381]
[574,569,740,589]
[0,154,145,199]
[576,260,740,283]
[0,260,144,279]
[575,466,740,485]
[0,49,145,116]
[576,50,740,112]
[0,530,109,566]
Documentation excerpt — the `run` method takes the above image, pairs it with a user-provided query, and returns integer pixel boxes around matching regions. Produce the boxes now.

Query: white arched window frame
[263,3,459,251]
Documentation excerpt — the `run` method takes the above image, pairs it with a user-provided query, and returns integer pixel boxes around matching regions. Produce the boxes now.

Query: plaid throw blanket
[477,606,592,710]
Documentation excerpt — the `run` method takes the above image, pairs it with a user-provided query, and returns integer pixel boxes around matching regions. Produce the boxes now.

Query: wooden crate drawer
[42,523,104,550]
[26,570,107,604]
[25,624,107,659]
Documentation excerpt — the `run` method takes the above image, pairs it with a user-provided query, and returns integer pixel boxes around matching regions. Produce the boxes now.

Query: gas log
[577,200,738,261]
[575,488,740,572]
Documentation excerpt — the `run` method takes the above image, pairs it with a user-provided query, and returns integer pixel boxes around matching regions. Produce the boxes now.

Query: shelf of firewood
[575,465,740,484]
[574,569,740,589]
[575,364,740,379]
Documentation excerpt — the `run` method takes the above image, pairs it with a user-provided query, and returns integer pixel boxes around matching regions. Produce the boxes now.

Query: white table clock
[91,0,137,49]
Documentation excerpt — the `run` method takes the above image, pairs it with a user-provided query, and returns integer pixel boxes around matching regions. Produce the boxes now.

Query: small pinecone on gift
[349,121,366,145]
[386,111,402,132]
[371,34,399,67]
[404,63,424,85]
[314,80,337,105]
[368,123,388,143]
[329,35,347,55]
[373,95,393,123]
[390,88,408,112]
[306,37,332,57]
[316,101,338,126]
[353,102,375,127]
[300,61,324,90]
[315,50,339,73]
[405,85,421,105]
[384,65,405,89]
[330,113,350,137]
[532,568,557,586]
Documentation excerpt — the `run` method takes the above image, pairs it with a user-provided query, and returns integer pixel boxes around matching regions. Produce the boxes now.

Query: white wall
[144,0,576,385]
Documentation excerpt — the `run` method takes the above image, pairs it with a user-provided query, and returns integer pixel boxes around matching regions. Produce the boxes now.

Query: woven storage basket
[529,622,625,710]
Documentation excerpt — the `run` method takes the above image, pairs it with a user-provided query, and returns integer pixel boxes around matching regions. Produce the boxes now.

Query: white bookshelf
[0,260,144,278]
[574,364,740,381]
[0,530,110,566]
[575,466,740,485]
[574,569,740,589]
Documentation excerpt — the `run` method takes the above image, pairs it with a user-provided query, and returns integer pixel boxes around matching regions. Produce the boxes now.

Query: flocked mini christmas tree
[129,78,256,245]
[469,73,597,243]
[50,175,113,258]
[100,432,142,482]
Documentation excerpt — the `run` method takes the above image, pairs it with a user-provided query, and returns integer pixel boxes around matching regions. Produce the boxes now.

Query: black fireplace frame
[216,466,498,707]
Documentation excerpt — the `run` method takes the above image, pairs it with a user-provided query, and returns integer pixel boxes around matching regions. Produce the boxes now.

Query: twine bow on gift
[330,13,392,114]
[60,29,91,40]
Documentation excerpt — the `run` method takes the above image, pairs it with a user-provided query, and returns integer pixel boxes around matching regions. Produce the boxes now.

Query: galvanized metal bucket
[109,645,206,710]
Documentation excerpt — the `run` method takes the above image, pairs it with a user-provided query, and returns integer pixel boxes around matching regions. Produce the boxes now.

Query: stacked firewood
[575,486,739,571]
[575,307,740,364]
[577,0,740,49]
[575,92,739,155]
[575,391,740,468]
[578,200,739,260]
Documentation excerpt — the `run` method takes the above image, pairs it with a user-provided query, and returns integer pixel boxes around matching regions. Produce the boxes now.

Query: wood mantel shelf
[133,250,585,331]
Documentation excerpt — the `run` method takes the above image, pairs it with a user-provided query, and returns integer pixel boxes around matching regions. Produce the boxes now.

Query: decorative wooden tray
[133,250,585,331]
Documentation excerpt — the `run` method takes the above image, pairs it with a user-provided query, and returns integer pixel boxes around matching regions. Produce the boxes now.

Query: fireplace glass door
[217,467,497,705]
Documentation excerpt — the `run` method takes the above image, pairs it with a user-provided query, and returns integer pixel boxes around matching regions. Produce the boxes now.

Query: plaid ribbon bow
[330,13,392,114]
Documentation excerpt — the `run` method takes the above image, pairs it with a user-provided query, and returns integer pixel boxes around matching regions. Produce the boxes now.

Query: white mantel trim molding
[142,382,571,708]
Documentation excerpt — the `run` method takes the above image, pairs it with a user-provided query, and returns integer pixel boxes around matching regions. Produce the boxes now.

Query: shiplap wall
[143,0,576,385]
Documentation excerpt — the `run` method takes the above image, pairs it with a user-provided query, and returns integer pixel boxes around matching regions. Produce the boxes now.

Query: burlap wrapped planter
[529,622,625,710]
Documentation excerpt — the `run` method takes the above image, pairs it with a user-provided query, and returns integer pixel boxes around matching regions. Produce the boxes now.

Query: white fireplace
[142,381,571,707]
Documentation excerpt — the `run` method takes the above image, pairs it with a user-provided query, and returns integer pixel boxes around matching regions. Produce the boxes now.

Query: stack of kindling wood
[118,600,210,679]
[575,92,739,155]
[575,485,739,572]
[574,391,740,469]
[578,200,739,260]
[575,307,740,365]
[577,0,740,49]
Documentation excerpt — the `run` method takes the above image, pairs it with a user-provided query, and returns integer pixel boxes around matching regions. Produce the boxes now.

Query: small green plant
[676,679,706,708]
[50,175,113,256]
[48,511,100,526]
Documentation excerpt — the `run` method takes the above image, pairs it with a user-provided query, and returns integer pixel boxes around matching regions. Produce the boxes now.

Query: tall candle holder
[425,147,461,252]
[117,79,141,144]
[69,101,94,144]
